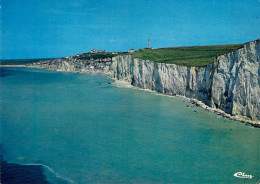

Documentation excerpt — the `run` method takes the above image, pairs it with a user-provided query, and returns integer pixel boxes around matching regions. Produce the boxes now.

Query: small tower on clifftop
[148,38,150,48]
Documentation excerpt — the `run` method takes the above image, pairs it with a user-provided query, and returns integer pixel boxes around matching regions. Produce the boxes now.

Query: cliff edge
[27,39,260,126]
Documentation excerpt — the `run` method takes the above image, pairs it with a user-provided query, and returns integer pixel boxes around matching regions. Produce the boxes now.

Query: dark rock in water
[0,68,11,78]
[108,82,111,84]
[0,158,49,184]
[194,111,197,112]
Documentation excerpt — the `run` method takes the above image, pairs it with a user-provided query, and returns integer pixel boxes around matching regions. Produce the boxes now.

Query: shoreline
[5,65,260,128]
[112,79,260,128]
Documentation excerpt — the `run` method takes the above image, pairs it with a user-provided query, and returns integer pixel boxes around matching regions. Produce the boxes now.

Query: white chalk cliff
[27,39,260,124]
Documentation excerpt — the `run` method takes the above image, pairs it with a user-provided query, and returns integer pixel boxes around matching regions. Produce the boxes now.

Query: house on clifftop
[91,48,96,53]
[128,49,136,53]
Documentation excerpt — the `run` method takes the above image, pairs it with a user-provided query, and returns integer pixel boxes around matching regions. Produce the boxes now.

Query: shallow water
[0,67,259,183]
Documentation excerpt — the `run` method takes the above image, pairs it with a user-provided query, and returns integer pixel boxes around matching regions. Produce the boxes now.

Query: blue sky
[1,0,260,59]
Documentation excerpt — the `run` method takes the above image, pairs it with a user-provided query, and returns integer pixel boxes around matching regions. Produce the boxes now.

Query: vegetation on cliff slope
[77,52,119,60]
[132,44,244,67]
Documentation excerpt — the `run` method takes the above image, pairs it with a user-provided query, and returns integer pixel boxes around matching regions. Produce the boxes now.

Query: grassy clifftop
[1,43,244,67]
[132,44,244,67]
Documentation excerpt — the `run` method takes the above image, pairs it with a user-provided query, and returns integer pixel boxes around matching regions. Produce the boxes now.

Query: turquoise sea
[0,67,259,183]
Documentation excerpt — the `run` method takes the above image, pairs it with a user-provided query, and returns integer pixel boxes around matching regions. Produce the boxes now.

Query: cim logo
[234,172,253,179]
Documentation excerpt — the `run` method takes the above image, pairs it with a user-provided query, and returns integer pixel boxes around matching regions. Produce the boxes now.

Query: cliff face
[112,39,260,120]
[211,40,260,120]
[27,39,260,121]
[112,55,214,103]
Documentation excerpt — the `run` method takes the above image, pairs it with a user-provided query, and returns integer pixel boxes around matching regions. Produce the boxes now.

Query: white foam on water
[25,163,75,184]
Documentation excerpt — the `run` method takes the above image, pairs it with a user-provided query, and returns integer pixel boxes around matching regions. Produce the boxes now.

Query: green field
[132,44,244,67]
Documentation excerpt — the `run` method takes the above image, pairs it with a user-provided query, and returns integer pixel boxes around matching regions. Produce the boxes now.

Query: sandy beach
[0,65,26,67]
